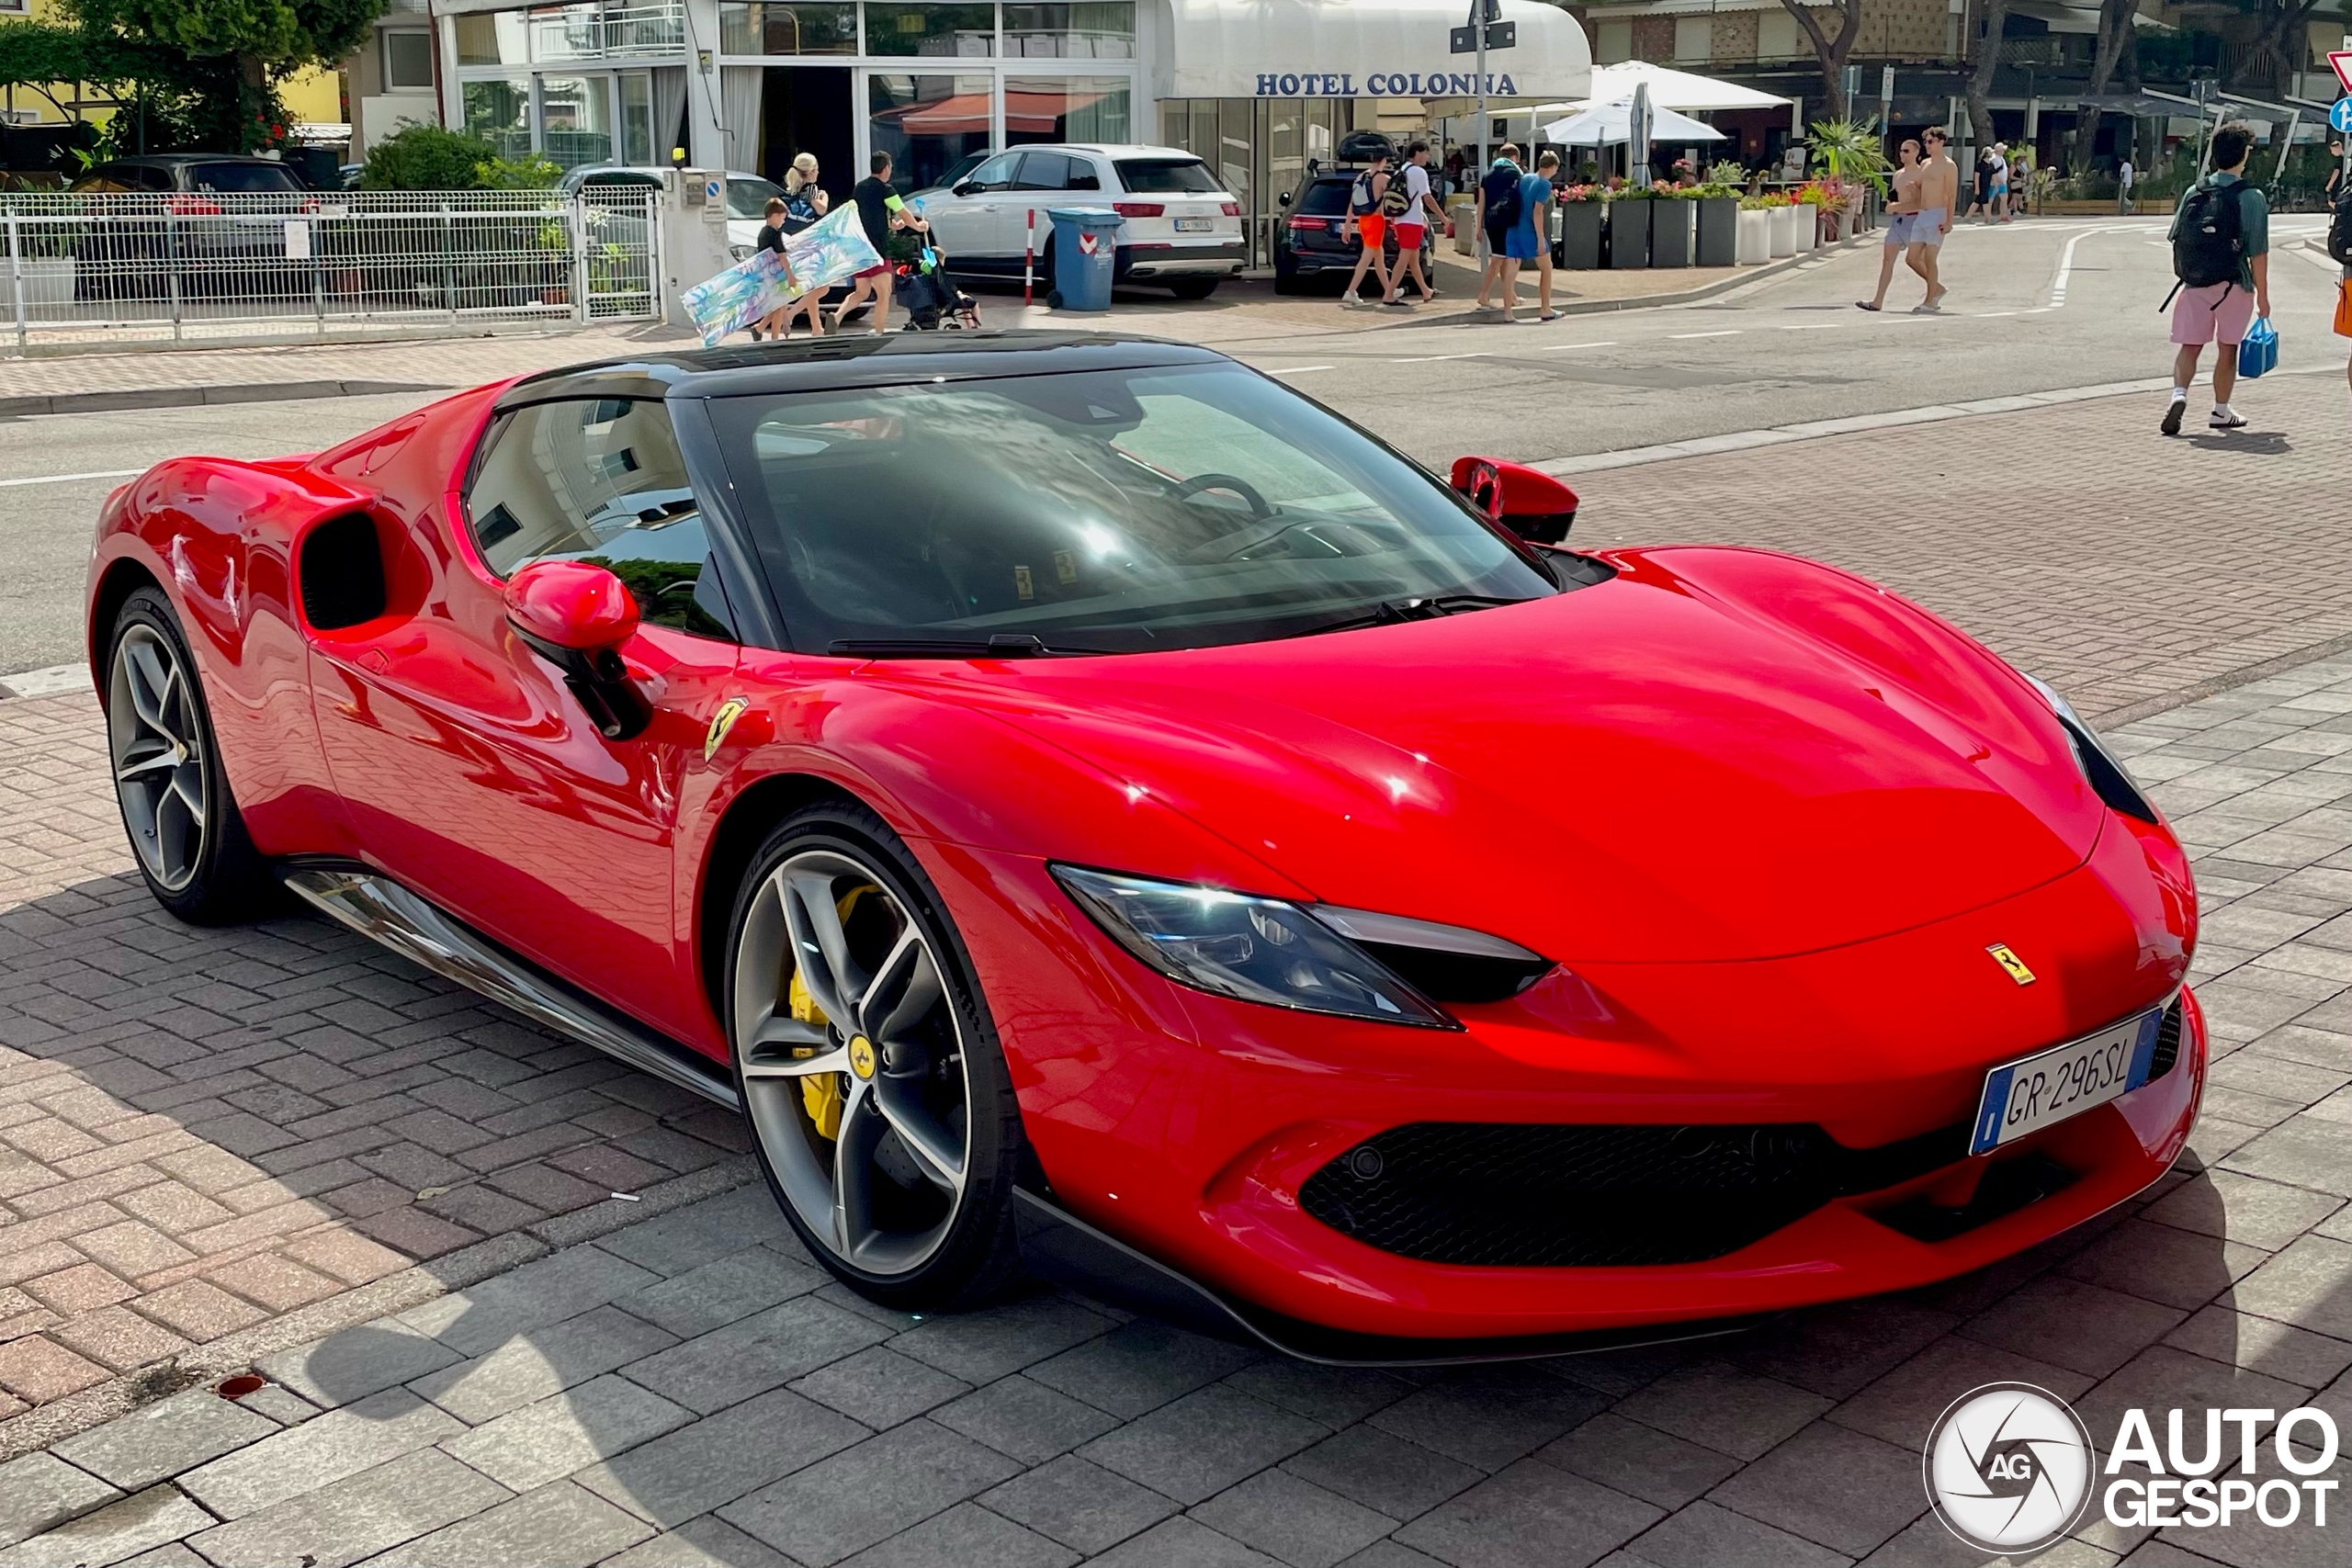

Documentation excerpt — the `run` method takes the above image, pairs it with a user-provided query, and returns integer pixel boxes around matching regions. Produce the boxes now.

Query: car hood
[891,547,2109,964]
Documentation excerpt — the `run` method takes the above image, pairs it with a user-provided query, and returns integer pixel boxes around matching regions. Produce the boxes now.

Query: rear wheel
[105,589,274,922]
[1169,277,1218,300]
[726,802,1023,1308]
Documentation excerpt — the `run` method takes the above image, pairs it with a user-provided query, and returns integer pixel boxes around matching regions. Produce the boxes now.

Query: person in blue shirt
[1500,151,1558,322]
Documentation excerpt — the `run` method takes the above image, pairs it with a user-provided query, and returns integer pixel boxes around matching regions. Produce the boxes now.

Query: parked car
[65,155,316,301]
[556,165,786,259]
[1274,166,1438,295]
[909,144,1242,299]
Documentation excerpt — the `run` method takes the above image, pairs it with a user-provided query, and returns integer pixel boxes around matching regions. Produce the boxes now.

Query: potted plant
[1648,182,1696,269]
[1758,193,1797,256]
[1557,184,1603,269]
[1604,184,1649,269]
[1735,196,1772,264]
[1805,120,1889,243]
[1694,167,1740,266]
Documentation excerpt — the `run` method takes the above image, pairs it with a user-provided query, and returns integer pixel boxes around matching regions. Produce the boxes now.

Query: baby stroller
[896,243,983,332]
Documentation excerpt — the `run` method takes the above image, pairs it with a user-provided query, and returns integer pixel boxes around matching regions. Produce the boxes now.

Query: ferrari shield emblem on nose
[704,697,751,761]
[1986,943,2036,985]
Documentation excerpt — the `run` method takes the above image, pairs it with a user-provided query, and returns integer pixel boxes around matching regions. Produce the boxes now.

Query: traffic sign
[2331,96,2352,133]
[2332,49,2352,94]
[1449,20,1514,51]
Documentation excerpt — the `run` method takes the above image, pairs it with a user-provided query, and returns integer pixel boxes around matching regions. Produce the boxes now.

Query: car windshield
[727,175,785,219]
[1115,159,1220,195]
[1294,179,1351,217]
[189,163,303,194]
[709,362,1554,655]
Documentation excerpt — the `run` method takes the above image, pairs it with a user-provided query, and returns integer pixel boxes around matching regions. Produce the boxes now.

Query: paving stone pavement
[4,386,2352,1562]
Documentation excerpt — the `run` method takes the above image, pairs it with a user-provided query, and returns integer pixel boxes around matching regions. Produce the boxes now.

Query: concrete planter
[17,256,75,309]
[1649,199,1694,268]
[1768,206,1798,257]
[1558,200,1602,269]
[1735,209,1770,265]
[1792,207,1820,252]
[1605,201,1648,268]
[1695,197,1737,266]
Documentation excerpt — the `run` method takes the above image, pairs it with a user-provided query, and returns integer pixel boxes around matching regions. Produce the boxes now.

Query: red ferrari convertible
[85,333,2202,1362]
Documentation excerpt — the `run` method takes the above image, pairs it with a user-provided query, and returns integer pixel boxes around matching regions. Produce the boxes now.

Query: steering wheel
[1171,472,1273,519]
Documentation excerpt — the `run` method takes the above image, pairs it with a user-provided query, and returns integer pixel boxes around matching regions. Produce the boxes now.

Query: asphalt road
[4,217,2339,677]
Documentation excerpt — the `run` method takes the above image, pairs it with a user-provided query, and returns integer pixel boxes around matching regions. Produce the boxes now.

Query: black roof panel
[495,331,1228,410]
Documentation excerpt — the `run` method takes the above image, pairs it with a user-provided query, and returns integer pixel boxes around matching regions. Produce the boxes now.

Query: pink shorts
[2170,281,2255,346]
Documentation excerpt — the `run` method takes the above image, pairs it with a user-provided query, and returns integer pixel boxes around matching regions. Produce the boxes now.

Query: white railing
[2,187,659,353]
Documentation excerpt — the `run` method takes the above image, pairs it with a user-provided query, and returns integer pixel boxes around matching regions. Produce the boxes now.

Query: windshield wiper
[1288,594,1540,638]
[829,634,1100,659]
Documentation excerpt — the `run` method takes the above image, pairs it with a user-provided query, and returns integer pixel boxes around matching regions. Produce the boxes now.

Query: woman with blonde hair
[782,152,829,230]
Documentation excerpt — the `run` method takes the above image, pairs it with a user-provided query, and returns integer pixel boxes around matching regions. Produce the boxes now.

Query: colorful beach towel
[679,204,883,346]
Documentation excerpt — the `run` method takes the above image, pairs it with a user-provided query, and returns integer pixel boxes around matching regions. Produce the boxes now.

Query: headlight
[1051,865,1548,1028]
[729,243,754,261]
[2026,674,2159,824]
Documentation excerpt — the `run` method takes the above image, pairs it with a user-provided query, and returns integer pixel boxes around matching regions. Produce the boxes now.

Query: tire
[1169,278,1218,300]
[104,587,275,923]
[1272,269,1302,296]
[725,800,1024,1310]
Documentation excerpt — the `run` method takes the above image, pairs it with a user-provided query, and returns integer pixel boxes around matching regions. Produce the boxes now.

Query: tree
[1962,0,2013,170]
[1777,0,1867,120]
[2072,0,2139,173]
[2244,0,2325,90]
[63,0,388,151]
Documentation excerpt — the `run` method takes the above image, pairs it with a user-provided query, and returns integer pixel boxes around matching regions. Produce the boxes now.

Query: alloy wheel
[732,848,972,1276]
[107,624,208,894]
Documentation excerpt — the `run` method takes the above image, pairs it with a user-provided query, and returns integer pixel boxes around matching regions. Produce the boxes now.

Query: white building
[417,0,1589,262]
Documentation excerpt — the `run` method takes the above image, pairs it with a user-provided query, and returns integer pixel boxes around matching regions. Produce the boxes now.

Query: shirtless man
[1909,127,1958,312]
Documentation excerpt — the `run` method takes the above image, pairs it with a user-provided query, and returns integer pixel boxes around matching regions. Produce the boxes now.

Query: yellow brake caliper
[792,886,876,1141]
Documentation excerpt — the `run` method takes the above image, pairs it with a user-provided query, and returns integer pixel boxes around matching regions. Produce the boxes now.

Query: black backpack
[2328,181,2352,266]
[1487,173,1521,232]
[2171,178,2245,290]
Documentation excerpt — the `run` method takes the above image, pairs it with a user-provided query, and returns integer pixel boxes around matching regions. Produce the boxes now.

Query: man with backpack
[2162,122,2270,436]
[1382,141,1444,309]
[1339,151,1394,308]
[1474,145,1523,312]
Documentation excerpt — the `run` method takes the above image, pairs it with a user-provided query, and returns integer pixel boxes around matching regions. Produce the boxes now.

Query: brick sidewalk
[1574,369,2352,726]
[2,658,2350,1566]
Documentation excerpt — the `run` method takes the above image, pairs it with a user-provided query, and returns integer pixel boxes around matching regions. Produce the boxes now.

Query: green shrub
[361,125,501,191]
[476,154,562,190]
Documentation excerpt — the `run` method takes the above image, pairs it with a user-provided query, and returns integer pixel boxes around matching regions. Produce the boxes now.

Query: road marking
[0,468,142,489]
[1391,352,1489,363]
[1668,330,1740,339]
[1974,310,2018,317]
[1268,365,1337,375]
[1778,322,1838,329]
[2050,224,2134,307]
[1541,340,1616,350]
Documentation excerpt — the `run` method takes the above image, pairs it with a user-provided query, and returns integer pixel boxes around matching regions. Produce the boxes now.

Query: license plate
[1969,1001,2169,1155]
[1174,218,1214,232]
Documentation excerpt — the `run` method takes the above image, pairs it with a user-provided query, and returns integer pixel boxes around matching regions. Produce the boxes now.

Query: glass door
[621,72,655,164]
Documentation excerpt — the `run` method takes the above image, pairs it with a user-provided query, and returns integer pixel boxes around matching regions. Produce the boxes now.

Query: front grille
[1298,1120,1968,1269]
[2147,999,2184,1082]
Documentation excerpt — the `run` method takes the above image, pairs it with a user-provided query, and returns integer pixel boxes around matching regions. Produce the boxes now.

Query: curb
[1362,233,1871,331]
[0,379,447,421]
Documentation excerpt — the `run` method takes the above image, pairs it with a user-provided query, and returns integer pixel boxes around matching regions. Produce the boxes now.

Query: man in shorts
[1473,144,1521,311]
[1382,141,1443,308]
[1339,151,1393,307]
[2164,122,2270,435]
[832,152,922,333]
[1905,127,1957,310]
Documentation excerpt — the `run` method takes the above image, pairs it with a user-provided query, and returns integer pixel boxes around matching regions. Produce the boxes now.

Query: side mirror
[503,560,650,739]
[953,181,980,197]
[1449,457,1580,546]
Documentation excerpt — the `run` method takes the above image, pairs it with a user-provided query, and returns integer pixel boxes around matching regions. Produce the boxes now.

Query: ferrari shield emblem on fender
[704,697,751,761]
[1986,943,2036,986]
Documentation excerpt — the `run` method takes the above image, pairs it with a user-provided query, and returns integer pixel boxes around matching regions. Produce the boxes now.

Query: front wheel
[105,588,275,922]
[725,801,1024,1309]
[1169,277,1218,300]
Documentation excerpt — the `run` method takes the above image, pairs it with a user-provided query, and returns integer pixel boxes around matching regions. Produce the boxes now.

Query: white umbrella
[1584,62,1790,113]
[1544,97,1727,147]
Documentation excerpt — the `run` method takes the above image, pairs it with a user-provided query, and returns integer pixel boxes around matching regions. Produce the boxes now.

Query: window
[707,362,1554,655]
[1756,10,1798,60]
[1007,75,1130,147]
[865,2,996,56]
[1013,152,1099,191]
[718,1,857,54]
[1114,157,1216,195]
[965,152,1020,190]
[189,163,307,193]
[384,30,435,90]
[1001,2,1134,59]
[540,76,616,169]
[1595,18,1633,63]
[1673,17,1712,63]
[464,78,533,159]
[455,12,531,66]
[869,73,993,193]
[464,400,729,638]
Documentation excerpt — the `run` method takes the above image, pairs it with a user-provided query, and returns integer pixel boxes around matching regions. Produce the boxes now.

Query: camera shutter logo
[1923,1382,2096,1555]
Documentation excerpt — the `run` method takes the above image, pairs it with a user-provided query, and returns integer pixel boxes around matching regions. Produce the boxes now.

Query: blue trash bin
[1046,208,1125,310]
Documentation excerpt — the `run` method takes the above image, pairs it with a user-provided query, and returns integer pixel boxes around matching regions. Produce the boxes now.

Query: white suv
[909,144,1243,299]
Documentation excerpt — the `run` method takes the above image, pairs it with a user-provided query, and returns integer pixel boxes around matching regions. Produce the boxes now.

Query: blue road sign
[2329,96,2352,133]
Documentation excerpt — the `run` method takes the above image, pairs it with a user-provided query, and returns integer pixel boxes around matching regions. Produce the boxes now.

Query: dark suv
[1273,168,1436,294]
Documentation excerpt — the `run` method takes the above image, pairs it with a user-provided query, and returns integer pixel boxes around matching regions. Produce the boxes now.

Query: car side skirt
[282,863,739,1112]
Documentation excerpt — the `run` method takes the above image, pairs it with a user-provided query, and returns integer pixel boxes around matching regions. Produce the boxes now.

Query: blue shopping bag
[2237,316,2278,379]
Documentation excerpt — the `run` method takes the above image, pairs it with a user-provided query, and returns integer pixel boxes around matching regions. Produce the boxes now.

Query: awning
[877,90,1108,135]
[1544,98,1727,145]
[1158,0,1591,101]
[1524,60,1790,118]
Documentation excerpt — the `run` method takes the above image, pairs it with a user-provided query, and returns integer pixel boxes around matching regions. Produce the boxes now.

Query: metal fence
[1,187,660,352]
